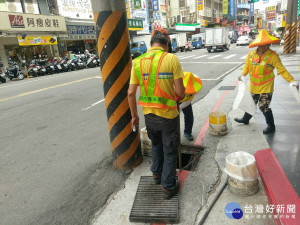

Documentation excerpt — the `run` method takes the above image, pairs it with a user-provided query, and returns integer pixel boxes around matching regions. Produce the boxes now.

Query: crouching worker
[179,72,202,141]
[128,28,185,200]
[234,29,299,134]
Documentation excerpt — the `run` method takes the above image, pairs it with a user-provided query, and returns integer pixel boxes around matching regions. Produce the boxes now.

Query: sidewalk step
[254,149,300,225]
[129,176,179,224]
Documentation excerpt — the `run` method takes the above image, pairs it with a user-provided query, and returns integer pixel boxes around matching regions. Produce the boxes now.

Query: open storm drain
[178,145,204,171]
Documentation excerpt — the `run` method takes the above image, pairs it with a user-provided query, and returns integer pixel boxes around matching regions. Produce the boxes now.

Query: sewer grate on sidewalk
[218,86,236,90]
[129,176,179,224]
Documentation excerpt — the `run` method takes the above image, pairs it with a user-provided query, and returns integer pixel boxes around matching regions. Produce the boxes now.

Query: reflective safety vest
[134,50,177,109]
[249,50,275,86]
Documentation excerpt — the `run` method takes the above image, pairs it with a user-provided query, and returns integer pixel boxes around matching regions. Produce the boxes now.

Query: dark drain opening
[177,145,204,171]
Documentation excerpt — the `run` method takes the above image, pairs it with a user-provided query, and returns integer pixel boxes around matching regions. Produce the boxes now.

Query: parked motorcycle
[86,54,97,68]
[5,60,24,80]
[0,61,6,83]
[27,59,39,77]
[52,58,63,73]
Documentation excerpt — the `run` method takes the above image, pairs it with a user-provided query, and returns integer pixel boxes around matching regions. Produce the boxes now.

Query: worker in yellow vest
[234,29,299,134]
[128,28,185,200]
[179,72,202,141]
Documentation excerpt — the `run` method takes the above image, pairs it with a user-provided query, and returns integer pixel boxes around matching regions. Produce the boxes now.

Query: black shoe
[263,124,276,134]
[263,110,276,134]
[153,175,161,185]
[234,112,252,125]
[162,182,180,200]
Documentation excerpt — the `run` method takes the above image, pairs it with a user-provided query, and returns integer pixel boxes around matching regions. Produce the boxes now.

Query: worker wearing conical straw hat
[179,72,202,141]
[234,29,299,134]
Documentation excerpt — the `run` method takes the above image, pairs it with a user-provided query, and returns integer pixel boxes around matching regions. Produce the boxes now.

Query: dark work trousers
[182,103,194,135]
[251,93,273,113]
[145,113,179,190]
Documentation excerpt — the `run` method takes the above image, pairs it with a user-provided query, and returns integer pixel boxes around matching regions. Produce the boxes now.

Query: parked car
[236,36,251,46]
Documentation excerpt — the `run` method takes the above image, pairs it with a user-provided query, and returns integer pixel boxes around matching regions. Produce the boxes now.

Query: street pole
[91,0,143,169]
[289,0,298,53]
[284,0,294,54]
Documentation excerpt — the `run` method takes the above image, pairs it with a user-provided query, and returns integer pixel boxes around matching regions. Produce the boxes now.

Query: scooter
[0,61,6,83]
[184,43,193,52]
[86,54,97,68]
[5,61,24,80]
[27,59,39,77]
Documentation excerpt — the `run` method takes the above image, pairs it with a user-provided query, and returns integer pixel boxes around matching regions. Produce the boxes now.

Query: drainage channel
[179,144,204,171]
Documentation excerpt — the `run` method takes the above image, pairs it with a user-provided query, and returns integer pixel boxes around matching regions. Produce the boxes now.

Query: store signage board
[134,10,147,18]
[57,0,93,19]
[9,14,24,28]
[237,3,250,9]
[18,36,58,46]
[1,12,67,32]
[152,0,160,11]
[128,19,143,30]
[250,3,254,16]
[229,0,236,17]
[197,0,203,11]
[266,5,276,21]
[223,0,228,15]
[153,12,161,20]
[175,23,200,31]
[67,25,95,35]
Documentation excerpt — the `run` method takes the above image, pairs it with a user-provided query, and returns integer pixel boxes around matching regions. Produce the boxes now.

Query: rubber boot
[234,112,252,125]
[263,110,276,134]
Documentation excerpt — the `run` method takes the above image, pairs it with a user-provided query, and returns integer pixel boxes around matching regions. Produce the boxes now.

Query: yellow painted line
[0,76,97,103]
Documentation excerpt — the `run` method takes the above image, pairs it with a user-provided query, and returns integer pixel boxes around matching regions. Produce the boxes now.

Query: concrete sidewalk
[90,62,284,224]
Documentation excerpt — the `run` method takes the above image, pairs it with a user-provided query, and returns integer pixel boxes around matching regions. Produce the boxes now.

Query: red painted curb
[255,149,300,225]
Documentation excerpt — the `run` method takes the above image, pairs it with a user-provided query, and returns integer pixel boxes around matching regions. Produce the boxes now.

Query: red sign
[9,15,25,28]
[222,20,228,26]
[238,26,250,32]
[154,21,161,29]
[215,17,221,24]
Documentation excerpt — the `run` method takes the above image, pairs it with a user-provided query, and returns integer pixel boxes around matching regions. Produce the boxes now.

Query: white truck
[132,35,152,50]
[169,33,187,52]
[205,27,231,53]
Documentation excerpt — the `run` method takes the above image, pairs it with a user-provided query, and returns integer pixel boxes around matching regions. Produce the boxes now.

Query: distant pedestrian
[128,28,185,200]
[234,29,299,134]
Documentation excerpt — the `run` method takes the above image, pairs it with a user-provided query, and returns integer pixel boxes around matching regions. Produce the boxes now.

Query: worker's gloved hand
[238,75,245,81]
[290,81,299,88]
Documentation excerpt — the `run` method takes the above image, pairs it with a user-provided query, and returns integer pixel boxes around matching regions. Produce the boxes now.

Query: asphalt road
[0,44,252,225]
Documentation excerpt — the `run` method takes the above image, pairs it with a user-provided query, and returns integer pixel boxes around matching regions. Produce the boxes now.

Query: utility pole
[91,0,143,169]
[284,0,297,54]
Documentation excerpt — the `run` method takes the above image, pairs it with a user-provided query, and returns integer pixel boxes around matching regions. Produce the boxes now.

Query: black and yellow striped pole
[289,22,297,53]
[91,0,142,169]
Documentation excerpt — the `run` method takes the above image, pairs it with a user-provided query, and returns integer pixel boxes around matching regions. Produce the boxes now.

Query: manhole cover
[218,86,236,90]
[129,176,179,224]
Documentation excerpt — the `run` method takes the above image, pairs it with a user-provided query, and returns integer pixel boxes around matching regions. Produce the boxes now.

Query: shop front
[0,11,67,67]
[59,20,97,56]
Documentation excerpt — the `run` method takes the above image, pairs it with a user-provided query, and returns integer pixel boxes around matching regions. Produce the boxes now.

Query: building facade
[0,0,67,67]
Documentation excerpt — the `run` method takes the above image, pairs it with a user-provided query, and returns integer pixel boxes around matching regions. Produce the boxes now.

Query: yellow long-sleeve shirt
[242,49,294,94]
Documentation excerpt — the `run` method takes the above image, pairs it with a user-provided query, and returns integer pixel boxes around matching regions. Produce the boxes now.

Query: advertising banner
[250,3,254,16]
[237,3,250,9]
[128,18,143,30]
[57,0,93,19]
[197,0,203,11]
[266,6,276,21]
[258,18,262,29]
[223,0,228,15]
[152,0,160,11]
[18,36,57,46]
[282,13,286,27]
[201,20,208,27]
[281,0,287,11]
[276,15,282,28]
[229,0,236,17]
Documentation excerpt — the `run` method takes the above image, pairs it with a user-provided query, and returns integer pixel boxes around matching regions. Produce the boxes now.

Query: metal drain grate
[129,176,179,224]
[218,86,236,90]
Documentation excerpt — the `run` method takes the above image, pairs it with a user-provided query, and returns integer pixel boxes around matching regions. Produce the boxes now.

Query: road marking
[208,54,222,59]
[194,55,208,59]
[0,69,99,89]
[82,99,105,111]
[194,63,243,81]
[240,54,248,59]
[223,54,237,59]
[0,76,97,103]
[179,55,196,59]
